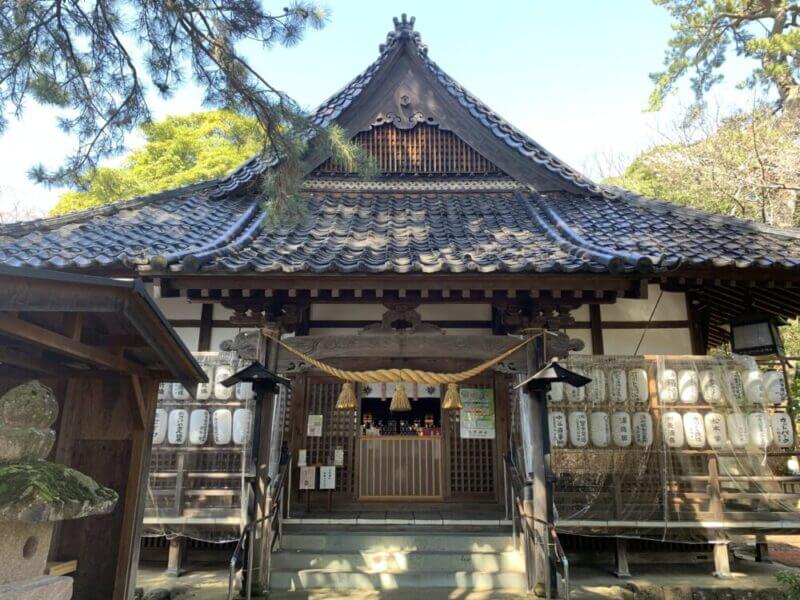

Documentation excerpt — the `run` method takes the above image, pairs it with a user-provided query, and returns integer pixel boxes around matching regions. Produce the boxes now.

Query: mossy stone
[0,427,55,462]
[0,382,58,429]
[0,461,117,522]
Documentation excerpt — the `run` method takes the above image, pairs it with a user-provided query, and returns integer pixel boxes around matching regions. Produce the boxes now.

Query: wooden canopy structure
[0,265,205,600]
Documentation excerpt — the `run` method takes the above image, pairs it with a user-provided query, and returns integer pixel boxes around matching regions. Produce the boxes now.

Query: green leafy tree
[0,2,370,218]
[52,110,264,215]
[650,0,800,115]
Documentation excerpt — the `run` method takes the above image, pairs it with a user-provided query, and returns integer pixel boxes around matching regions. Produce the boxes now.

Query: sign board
[299,466,316,490]
[334,447,344,466]
[460,387,496,439]
[307,414,323,437]
[297,449,307,467]
[319,466,336,490]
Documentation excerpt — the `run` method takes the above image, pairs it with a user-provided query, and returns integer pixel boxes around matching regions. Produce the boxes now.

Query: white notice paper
[297,449,307,467]
[299,466,316,490]
[334,447,344,466]
[307,415,323,437]
[319,466,336,490]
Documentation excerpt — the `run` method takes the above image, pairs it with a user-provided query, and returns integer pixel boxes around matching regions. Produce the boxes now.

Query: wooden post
[708,457,732,578]
[165,538,187,577]
[612,474,631,578]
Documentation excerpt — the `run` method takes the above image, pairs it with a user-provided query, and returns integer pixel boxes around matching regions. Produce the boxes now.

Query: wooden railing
[357,436,443,499]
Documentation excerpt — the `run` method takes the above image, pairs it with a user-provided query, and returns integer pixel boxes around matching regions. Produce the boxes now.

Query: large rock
[0,382,58,429]
[0,428,55,462]
[0,575,72,599]
[0,461,117,522]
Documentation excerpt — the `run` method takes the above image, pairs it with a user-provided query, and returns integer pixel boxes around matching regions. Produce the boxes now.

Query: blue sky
[0,0,763,218]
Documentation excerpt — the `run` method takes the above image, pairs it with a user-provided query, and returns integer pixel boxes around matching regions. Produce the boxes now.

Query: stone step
[271,569,529,591]
[272,549,525,573]
[280,532,515,553]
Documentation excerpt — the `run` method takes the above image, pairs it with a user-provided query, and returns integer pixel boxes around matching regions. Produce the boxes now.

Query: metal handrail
[504,454,570,599]
[226,457,292,600]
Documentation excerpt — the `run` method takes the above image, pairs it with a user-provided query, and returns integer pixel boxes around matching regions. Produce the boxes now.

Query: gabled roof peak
[380,14,426,54]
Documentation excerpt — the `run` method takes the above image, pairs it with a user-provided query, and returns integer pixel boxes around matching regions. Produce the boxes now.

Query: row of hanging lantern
[152,407,253,446]
[159,364,255,403]
[336,381,464,411]
[547,361,793,450]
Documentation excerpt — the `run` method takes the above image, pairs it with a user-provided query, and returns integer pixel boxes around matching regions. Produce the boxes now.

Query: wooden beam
[129,375,147,430]
[589,304,604,355]
[0,315,150,378]
[0,348,80,377]
[197,304,213,352]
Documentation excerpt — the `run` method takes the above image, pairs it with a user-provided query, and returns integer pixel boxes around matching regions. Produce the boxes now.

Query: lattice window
[304,379,359,495]
[446,383,496,496]
[315,123,503,175]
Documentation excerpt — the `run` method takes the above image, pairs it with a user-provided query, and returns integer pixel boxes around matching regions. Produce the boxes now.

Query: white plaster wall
[418,303,492,321]
[311,303,384,320]
[601,284,687,321]
[602,328,692,356]
[173,327,200,352]
[153,296,202,320]
[570,305,590,321]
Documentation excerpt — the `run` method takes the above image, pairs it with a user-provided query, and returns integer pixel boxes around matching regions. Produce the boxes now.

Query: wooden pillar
[165,538,187,577]
[708,457,732,578]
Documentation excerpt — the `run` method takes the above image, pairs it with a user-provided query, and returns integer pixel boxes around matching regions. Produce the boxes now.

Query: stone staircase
[270,526,526,592]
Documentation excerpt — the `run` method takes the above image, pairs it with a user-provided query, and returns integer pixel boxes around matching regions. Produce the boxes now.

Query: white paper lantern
[590,412,611,447]
[662,411,684,448]
[188,409,210,445]
[763,371,788,405]
[212,409,233,445]
[726,413,748,448]
[771,412,794,448]
[566,369,586,403]
[699,370,723,404]
[548,411,568,448]
[547,382,564,403]
[233,408,253,445]
[586,368,607,405]
[196,365,214,400]
[568,411,589,447]
[659,370,679,404]
[171,383,190,401]
[633,412,654,447]
[747,412,771,449]
[609,369,628,404]
[235,381,255,401]
[726,370,746,405]
[152,408,168,445]
[742,370,765,405]
[678,370,699,404]
[683,412,706,449]
[628,369,649,404]
[167,409,188,445]
[213,365,234,400]
[704,412,727,449]
[157,382,171,400]
[611,412,632,447]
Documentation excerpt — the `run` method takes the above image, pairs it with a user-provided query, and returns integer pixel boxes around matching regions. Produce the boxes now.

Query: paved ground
[136,536,800,599]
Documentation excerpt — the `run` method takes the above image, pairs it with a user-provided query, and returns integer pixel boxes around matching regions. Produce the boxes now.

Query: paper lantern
[233,408,253,445]
[212,409,233,445]
[678,370,699,404]
[763,371,788,405]
[611,412,632,447]
[726,413,748,448]
[568,411,589,447]
[699,370,723,405]
[633,412,653,447]
[609,369,628,404]
[152,408,168,445]
[586,368,607,404]
[683,412,706,449]
[167,409,188,445]
[171,383,190,401]
[704,412,727,449]
[196,365,214,400]
[628,369,649,404]
[747,412,771,449]
[235,381,255,401]
[742,370,765,405]
[547,382,564,403]
[590,412,610,448]
[661,411,684,448]
[659,370,679,404]
[726,370,746,405]
[771,412,794,448]
[213,365,234,400]
[566,369,586,403]
[548,411,568,448]
[158,383,172,401]
[189,409,210,445]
